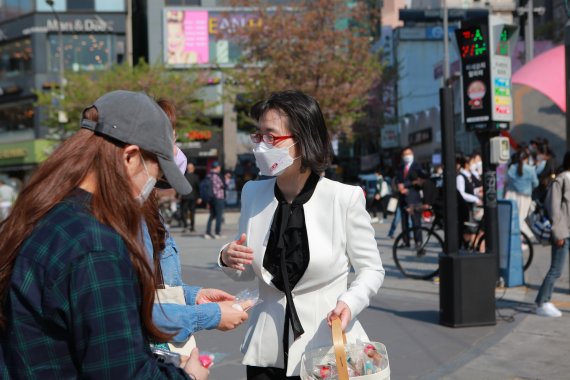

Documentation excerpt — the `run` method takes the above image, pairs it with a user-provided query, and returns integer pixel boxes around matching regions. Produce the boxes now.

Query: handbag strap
[331,317,349,380]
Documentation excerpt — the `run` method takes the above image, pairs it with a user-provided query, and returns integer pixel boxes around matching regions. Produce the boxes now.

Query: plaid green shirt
[0,189,189,379]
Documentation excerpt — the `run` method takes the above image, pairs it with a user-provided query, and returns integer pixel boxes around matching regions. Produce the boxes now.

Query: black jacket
[182,172,201,200]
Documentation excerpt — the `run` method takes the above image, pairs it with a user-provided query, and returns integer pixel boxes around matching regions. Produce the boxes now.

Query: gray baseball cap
[80,90,192,195]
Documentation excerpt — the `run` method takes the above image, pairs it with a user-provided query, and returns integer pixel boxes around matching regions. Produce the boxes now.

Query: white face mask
[402,155,414,164]
[253,141,299,177]
[135,155,157,204]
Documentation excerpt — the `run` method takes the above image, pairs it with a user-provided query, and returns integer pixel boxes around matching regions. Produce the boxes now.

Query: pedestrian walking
[0,90,206,379]
[535,151,570,317]
[0,177,16,221]
[371,167,390,223]
[396,146,423,248]
[218,91,384,379]
[180,162,202,232]
[205,161,226,239]
[505,148,539,239]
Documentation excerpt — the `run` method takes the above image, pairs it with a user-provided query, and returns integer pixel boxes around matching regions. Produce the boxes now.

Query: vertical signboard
[489,16,517,123]
[456,25,491,128]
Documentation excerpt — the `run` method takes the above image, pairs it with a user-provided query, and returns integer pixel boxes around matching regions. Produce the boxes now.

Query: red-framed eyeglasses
[250,133,294,146]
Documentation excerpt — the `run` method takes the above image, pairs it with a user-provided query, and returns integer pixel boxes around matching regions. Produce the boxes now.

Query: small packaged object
[197,352,228,369]
[199,354,214,368]
[233,288,262,311]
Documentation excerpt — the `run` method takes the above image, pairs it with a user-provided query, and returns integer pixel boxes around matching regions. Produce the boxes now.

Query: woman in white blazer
[219,91,385,379]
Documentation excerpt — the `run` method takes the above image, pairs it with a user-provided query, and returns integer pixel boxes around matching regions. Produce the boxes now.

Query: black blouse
[263,171,320,340]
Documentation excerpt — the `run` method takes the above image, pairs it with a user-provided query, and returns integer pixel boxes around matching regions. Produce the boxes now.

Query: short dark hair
[401,146,413,155]
[251,90,332,174]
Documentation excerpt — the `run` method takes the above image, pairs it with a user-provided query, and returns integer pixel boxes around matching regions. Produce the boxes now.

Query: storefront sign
[381,124,400,149]
[0,140,57,167]
[185,130,213,141]
[0,148,27,159]
[22,16,115,35]
[408,128,432,146]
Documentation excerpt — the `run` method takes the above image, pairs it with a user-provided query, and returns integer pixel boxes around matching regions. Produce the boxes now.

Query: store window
[35,0,65,12]
[0,39,33,80]
[47,34,124,72]
[95,0,125,12]
[0,0,34,22]
[0,102,34,134]
[67,0,94,11]
[165,0,201,5]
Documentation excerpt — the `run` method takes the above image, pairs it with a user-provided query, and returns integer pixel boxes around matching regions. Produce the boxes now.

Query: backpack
[199,176,215,203]
[526,172,569,244]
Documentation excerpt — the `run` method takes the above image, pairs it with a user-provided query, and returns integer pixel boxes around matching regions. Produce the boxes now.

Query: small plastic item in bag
[197,352,228,369]
[233,288,262,311]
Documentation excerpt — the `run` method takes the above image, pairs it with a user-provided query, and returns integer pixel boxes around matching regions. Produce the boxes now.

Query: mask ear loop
[285,141,302,160]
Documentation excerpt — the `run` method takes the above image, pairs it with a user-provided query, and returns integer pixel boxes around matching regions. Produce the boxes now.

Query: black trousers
[179,198,197,229]
[400,203,422,245]
[246,366,301,380]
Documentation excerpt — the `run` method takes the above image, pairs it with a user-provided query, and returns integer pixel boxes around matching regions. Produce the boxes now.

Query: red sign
[186,130,213,141]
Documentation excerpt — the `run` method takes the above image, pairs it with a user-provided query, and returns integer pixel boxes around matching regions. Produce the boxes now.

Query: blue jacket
[507,164,539,196]
[143,226,221,342]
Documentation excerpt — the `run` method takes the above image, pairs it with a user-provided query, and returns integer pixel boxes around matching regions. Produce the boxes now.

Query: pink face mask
[175,146,187,174]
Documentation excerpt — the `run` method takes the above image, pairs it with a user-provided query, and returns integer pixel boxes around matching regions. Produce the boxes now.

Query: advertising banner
[163,8,262,67]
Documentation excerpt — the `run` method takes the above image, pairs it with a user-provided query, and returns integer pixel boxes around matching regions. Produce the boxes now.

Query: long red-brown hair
[0,108,173,342]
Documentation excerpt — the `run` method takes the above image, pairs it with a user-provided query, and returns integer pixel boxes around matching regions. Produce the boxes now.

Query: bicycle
[392,206,443,280]
[466,217,534,272]
[392,206,534,280]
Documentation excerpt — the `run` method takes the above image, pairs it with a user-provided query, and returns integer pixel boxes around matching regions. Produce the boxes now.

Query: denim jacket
[143,225,221,342]
[507,164,539,196]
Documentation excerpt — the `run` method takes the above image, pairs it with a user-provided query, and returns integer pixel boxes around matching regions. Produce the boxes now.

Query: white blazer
[219,176,384,376]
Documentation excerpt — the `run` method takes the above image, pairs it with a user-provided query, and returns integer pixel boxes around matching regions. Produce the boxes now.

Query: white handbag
[386,197,399,214]
[155,286,197,356]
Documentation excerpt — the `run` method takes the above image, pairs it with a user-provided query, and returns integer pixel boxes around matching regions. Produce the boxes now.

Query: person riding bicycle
[409,170,442,222]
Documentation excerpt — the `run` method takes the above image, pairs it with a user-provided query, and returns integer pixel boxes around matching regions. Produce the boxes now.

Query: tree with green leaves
[35,61,213,141]
[222,0,384,136]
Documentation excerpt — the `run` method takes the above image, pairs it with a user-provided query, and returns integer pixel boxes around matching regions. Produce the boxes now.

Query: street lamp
[46,0,67,137]
[46,0,65,100]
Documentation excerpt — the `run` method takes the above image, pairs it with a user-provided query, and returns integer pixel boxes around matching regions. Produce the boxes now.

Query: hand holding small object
[196,288,235,304]
[221,233,254,271]
[216,300,250,331]
[182,348,209,380]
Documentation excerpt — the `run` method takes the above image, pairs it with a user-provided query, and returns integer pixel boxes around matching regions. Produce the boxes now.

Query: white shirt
[456,169,479,204]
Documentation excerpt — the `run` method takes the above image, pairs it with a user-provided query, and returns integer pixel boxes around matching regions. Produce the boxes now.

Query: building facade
[0,0,126,181]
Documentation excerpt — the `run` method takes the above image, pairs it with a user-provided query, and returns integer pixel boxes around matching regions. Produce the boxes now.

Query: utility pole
[46,0,64,100]
[443,0,449,82]
[525,0,534,62]
[517,0,545,63]
[46,0,67,137]
[126,0,133,66]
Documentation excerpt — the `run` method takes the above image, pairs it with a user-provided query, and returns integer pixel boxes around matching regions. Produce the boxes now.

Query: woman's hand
[556,239,565,247]
[196,289,235,304]
[327,301,352,331]
[182,348,209,380]
[216,300,252,331]
[221,233,254,271]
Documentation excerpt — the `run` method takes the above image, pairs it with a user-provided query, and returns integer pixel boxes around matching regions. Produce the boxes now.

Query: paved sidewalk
[171,210,570,380]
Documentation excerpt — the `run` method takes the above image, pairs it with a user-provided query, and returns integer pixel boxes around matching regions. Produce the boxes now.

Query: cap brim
[158,156,192,195]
